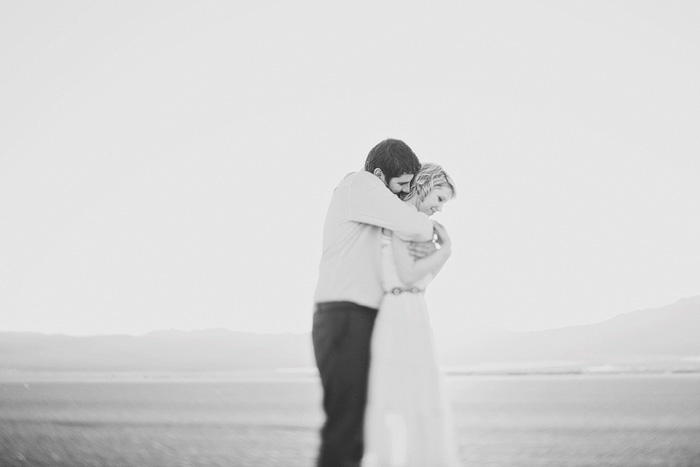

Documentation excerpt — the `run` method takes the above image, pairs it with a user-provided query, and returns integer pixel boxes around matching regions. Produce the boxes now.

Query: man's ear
[373,168,386,184]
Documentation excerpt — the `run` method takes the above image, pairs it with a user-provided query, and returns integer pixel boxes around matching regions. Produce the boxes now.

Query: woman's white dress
[363,231,460,467]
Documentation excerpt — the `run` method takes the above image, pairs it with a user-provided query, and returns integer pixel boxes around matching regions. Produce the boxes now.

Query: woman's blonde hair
[404,162,456,205]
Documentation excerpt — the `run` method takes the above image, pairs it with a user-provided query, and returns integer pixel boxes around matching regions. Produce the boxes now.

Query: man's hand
[407,240,438,259]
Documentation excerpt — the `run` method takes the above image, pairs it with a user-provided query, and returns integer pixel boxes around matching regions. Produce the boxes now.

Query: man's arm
[347,173,434,242]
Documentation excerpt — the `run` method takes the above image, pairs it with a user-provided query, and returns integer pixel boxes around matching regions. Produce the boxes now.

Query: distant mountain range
[1,296,699,375]
[0,328,313,373]
[438,295,700,373]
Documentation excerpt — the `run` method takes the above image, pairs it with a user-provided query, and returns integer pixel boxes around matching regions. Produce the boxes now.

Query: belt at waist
[384,287,424,295]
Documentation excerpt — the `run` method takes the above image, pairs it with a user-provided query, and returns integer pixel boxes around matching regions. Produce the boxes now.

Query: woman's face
[417,185,453,216]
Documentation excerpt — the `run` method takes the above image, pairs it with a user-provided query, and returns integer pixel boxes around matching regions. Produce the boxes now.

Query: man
[312,138,436,467]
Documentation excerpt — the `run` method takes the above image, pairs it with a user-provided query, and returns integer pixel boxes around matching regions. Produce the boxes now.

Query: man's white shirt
[314,171,434,309]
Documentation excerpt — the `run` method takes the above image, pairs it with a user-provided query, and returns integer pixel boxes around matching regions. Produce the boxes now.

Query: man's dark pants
[312,301,378,467]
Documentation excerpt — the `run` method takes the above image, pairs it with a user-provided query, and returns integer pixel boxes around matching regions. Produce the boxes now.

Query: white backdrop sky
[1,1,699,339]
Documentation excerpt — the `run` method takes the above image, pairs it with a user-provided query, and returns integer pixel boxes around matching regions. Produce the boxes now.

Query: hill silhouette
[1,296,699,374]
[439,295,700,372]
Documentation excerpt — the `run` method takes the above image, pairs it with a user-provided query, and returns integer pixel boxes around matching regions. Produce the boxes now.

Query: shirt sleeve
[347,172,434,242]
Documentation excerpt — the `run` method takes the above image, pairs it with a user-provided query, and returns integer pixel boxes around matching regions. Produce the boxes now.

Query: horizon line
[2,294,698,338]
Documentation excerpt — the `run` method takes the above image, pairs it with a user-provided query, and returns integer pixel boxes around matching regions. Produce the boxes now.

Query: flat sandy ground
[1,374,700,467]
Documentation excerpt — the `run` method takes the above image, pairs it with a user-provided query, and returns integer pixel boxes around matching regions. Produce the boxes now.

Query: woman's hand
[433,221,452,251]
[407,240,438,259]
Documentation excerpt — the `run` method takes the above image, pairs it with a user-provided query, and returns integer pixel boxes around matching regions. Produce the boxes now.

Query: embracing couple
[312,138,459,467]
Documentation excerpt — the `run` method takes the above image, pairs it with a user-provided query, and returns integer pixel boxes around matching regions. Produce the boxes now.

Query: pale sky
[2,1,699,340]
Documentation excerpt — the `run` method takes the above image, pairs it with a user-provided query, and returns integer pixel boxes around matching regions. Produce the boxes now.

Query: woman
[363,163,460,467]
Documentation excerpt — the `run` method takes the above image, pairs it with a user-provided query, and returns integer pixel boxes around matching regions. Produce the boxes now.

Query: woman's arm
[392,222,452,285]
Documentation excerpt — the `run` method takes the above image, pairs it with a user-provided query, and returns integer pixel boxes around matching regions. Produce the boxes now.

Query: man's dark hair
[364,138,422,181]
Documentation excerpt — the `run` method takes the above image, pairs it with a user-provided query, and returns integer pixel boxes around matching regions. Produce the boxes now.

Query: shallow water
[1,374,699,466]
